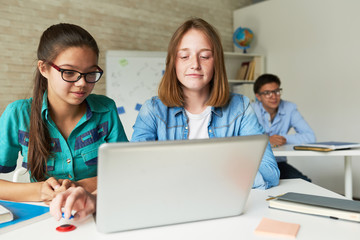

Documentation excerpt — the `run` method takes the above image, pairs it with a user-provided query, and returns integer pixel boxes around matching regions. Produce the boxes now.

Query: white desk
[272,144,360,199]
[2,179,360,240]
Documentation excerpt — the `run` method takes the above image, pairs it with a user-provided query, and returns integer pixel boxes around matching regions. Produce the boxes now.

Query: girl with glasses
[0,23,128,202]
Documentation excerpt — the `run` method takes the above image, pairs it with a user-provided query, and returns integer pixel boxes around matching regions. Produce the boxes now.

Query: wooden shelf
[228,79,255,84]
[224,52,265,82]
[224,52,265,102]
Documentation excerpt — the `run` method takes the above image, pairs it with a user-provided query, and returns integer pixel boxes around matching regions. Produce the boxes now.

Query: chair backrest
[12,168,30,183]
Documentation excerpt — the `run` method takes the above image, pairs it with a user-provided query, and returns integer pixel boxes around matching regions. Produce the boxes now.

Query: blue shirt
[0,92,128,181]
[131,93,280,189]
[251,100,316,162]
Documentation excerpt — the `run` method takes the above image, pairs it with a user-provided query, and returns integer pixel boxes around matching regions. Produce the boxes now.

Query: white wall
[234,0,360,197]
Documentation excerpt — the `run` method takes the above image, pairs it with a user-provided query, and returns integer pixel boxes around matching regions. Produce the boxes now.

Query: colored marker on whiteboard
[135,103,142,111]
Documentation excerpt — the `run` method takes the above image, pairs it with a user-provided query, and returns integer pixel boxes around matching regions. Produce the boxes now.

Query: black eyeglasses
[258,88,282,98]
[50,63,103,83]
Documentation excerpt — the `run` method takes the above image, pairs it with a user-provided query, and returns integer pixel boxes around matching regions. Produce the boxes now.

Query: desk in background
[272,144,360,199]
[2,179,360,240]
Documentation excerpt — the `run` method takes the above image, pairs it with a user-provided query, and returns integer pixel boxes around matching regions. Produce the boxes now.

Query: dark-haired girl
[0,23,128,202]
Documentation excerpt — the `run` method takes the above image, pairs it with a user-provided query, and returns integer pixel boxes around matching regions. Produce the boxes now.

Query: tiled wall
[0,0,251,114]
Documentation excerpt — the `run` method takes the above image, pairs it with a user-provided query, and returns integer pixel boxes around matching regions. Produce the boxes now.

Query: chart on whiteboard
[106,52,165,138]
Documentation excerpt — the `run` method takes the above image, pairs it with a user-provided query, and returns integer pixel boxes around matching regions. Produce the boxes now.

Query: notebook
[0,204,13,224]
[268,192,360,222]
[96,135,269,233]
[0,200,50,234]
[293,141,360,152]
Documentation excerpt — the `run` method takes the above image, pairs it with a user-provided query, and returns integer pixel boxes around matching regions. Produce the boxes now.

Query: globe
[233,27,254,53]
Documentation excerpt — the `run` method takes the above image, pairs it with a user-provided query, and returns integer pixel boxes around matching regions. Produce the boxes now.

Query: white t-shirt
[185,106,212,140]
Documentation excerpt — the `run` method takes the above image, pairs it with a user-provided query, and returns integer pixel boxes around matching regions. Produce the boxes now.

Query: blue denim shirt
[0,92,128,181]
[131,93,280,189]
[251,100,316,162]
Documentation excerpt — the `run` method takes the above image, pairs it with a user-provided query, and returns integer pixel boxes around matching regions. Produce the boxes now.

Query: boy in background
[251,74,316,181]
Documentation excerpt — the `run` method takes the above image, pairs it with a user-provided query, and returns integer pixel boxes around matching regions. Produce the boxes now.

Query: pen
[266,193,285,201]
[62,212,74,220]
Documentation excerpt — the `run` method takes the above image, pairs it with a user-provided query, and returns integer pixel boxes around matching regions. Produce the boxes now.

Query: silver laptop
[96,135,268,233]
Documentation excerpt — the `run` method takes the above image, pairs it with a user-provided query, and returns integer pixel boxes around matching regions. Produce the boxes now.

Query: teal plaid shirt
[0,92,128,181]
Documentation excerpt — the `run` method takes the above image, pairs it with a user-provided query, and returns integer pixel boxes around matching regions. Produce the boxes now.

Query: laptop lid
[96,135,268,233]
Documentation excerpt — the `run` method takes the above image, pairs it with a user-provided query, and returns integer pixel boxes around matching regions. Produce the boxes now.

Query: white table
[272,144,360,199]
[2,179,360,240]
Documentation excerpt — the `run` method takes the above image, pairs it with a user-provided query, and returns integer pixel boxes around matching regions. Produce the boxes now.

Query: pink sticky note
[254,217,300,238]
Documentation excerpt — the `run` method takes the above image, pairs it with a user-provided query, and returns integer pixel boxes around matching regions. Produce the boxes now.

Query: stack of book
[236,60,255,81]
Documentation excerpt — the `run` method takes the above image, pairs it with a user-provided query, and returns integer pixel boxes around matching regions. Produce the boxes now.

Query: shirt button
[185,127,188,130]
[209,130,212,133]
[68,174,72,179]
[66,159,71,164]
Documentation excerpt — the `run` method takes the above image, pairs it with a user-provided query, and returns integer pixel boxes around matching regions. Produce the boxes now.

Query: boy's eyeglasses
[50,63,103,83]
[258,88,282,98]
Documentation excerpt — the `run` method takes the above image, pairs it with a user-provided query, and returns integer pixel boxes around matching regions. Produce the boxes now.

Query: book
[0,204,13,224]
[254,217,300,238]
[252,56,262,80]
[247,60,256,81]
[268,192,360,222]
[245,60,255,81]
[293,141,360,152]
[236,61,250,80]
[0,200,50,234]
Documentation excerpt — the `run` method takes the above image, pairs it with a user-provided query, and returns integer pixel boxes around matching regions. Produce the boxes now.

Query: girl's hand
[50,187,97,221]
[56,179,78,193]
[40,177,61,204]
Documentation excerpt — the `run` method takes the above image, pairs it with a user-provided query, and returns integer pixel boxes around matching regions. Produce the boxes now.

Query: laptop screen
[96,135,268,233]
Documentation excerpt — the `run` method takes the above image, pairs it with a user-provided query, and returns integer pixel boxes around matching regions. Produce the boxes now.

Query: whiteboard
[106,50,166,139]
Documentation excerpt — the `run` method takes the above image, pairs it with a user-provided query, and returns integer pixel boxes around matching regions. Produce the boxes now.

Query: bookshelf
[224,52,265,101]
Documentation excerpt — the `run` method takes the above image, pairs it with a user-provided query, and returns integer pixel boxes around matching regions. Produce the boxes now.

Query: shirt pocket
[27,156,67,182]
[21,148,56,172]
[81,148,98,166]
[74,122,108,151]
[80,148,98,177]
[46,156,67,179]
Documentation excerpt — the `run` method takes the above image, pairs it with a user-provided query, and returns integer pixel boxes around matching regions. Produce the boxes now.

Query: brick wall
[0,0,251,114]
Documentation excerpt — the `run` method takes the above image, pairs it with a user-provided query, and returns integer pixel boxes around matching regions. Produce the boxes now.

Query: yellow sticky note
[254,217,300,238]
